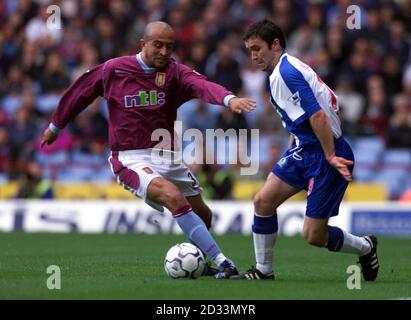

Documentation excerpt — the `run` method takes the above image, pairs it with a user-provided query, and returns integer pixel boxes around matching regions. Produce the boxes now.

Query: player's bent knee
[253,193,273,215]
[148,177,186,210]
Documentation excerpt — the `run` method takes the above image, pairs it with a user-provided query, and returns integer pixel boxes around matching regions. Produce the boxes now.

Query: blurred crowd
[0,0,410,199]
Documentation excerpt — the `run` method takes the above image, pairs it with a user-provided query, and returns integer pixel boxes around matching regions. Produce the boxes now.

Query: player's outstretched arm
[309,109,353,182]
[45,64,104,145]
[228,97,256,114]
[40,127,58,148]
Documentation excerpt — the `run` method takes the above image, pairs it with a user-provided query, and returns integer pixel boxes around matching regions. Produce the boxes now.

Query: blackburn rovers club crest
[278,157,286,167]
[155,72,166,87]
[307,177,315,196]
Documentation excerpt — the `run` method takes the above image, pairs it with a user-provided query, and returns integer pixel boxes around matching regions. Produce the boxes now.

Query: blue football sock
[252,213,278,234]
[188,219,210,258]
[252,213,278,274]
[175,210,222,261]
[326,226,344,252]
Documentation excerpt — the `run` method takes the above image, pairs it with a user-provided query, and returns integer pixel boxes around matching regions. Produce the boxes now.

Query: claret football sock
[175,210,225,263]
[252,212,278,275]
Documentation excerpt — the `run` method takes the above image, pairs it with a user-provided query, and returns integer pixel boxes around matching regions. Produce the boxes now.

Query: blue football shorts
[272,137,354,219]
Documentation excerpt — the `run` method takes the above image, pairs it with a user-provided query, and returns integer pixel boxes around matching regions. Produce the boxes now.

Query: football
[164,243,205,279]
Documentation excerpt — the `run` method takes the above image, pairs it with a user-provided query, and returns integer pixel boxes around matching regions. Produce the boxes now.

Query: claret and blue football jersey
[51,53,233,151]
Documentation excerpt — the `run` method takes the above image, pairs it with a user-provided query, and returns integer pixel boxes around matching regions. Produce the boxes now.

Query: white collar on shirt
[136,52,158,74]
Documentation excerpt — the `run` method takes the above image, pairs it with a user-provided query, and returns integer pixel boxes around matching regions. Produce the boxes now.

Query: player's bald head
[144,21,175,40]
[140,21,175,68]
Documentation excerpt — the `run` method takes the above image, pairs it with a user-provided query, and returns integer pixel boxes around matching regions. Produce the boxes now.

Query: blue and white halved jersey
[268,53,342,146]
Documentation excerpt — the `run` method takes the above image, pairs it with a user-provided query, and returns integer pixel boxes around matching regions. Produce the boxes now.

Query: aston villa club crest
[142,167,154,174]
[155,72,166,87]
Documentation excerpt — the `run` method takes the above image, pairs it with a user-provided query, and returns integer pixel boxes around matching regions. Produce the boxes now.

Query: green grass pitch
[0,232,410,300]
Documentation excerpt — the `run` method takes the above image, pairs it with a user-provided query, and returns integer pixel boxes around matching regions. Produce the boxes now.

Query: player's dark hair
[243,19,286,49]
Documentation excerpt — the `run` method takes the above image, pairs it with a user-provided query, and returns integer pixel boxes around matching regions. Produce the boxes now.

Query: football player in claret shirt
[230,19,379,281]
[41,21,256,279]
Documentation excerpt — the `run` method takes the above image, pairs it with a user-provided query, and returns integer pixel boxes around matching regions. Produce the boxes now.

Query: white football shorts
[108,149,202,211]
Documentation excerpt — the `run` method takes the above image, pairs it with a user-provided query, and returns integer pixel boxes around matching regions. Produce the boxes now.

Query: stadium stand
[0,0,410,200]
[0,181,387,201]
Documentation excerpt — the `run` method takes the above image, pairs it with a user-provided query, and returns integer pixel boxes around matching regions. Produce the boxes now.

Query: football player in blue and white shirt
[232,19,379,281]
